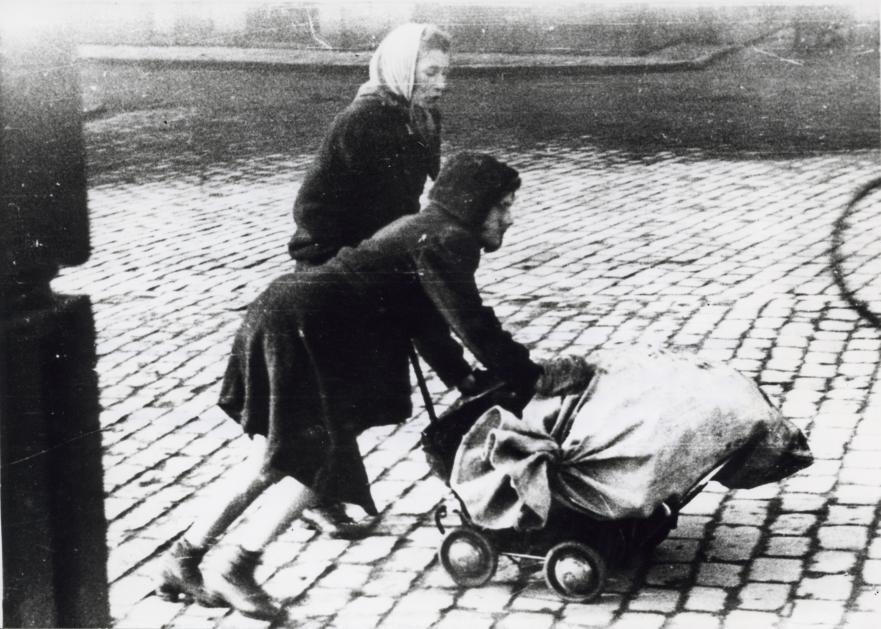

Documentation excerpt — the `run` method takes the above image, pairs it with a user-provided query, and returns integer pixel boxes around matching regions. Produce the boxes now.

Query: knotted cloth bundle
[450,347,812,531]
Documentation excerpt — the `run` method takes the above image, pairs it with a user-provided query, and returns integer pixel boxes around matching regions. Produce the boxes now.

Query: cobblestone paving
[53,134,881,628]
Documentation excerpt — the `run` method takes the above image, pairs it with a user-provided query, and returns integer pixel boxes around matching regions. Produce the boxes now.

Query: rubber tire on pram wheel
[438,528,498,587]
[543,541,607,602]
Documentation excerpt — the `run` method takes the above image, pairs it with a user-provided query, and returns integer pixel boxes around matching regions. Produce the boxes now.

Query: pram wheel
[543,541,607,602]
[438,528,498,587]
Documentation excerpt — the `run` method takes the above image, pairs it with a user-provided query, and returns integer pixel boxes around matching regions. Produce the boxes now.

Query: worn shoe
[155,539,221,605]
[300,501,379,540]
[204,546,279,620]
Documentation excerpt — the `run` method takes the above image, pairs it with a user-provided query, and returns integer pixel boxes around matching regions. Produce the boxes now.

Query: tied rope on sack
[355,22,440,178]
[450,348,813,531]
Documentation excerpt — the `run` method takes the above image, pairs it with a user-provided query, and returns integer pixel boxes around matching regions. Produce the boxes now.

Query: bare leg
[240,476,318,552]
[156,436,282,603]
[200,461,318,619]
[183,436,284,548]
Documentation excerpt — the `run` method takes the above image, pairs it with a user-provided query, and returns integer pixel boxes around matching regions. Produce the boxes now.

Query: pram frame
[434,444,735,602]
[412,354,739,602]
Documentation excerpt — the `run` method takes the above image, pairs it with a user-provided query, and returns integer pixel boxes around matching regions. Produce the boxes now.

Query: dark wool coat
[288,89,441,265]
[219,161,540,514]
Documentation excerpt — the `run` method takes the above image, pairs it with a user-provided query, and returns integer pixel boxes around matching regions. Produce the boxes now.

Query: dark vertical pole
[1,19,109,629]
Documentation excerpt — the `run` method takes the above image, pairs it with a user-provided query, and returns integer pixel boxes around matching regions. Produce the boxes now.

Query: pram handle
[409,345,438,424]
[455,381,509,405]
[409,344,513,425]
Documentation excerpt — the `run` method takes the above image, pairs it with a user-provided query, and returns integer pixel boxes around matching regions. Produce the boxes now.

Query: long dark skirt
[218,272,413,514]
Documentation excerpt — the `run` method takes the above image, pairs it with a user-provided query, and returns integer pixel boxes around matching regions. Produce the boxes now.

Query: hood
[428,152,520,229]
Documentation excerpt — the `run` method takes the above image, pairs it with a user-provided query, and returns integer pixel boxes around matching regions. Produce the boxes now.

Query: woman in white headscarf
[288,23,451,265]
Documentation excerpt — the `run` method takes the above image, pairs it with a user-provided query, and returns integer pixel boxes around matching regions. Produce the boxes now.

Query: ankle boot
[205,546,279,620]
[155,538,216,604]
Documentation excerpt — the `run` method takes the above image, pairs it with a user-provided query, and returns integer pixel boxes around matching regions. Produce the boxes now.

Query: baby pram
[421,348,813,602]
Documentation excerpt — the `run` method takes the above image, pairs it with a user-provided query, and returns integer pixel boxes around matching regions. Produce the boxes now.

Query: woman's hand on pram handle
[454,369,532,416]
[456,369,502,397]
[452,354,594,413]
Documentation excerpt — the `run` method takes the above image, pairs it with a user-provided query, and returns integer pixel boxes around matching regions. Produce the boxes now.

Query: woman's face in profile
[412,49,450,108]
[479,191,516,252]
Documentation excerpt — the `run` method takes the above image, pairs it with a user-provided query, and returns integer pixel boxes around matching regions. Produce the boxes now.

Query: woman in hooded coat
[288,22,451,266]
[289,21,452,537]
[154,153,553,619]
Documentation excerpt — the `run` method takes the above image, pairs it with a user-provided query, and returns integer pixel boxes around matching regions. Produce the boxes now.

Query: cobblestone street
[53,50,881,628]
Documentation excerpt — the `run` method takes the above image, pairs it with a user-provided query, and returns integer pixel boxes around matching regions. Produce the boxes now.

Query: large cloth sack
[450,347,812,531]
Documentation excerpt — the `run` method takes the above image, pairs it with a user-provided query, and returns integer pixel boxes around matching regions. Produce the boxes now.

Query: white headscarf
[357,22,428,102]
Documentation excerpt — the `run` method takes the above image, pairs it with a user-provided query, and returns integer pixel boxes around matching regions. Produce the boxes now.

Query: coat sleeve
[290,105,422,261]
[337,108,407,175]
[415,232,541,390]
[408,289,473,388]
[335,107,425,240]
